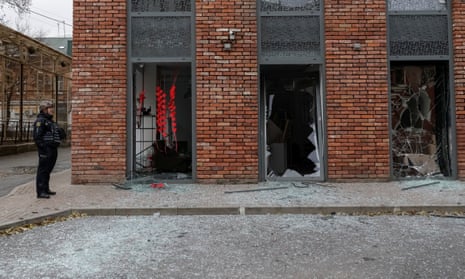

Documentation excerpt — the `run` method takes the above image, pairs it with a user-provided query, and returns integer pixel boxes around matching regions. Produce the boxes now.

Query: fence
[0,120,34,145]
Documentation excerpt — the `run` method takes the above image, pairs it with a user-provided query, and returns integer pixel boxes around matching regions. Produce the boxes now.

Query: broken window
[390,62,452,178]
[133,64,192,180]
[129,0,193,180]
[262,65,321,178]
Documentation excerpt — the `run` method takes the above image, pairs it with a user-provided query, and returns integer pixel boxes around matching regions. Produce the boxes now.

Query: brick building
[71,0,462,184]
[0,24,72,150]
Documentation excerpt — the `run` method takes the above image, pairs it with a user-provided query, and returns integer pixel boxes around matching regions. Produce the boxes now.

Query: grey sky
[4,0,72,37]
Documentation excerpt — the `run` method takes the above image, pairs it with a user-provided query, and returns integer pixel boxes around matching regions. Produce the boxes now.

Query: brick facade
[324,0,390,180]
[71,0,128,183]
[71,1,461,184]
[195,0,259,183]
[453,1,465,179]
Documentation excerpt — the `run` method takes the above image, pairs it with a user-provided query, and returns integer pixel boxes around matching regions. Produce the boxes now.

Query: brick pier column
[324,0,390,180]
[195,1,259,183]
[453,1,465,179]
[71,0,127,184]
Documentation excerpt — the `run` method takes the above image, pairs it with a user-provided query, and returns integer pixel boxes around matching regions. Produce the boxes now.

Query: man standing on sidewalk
[33,100,65,199]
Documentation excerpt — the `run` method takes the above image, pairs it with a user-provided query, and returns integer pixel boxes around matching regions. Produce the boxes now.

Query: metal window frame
[257,0,327,182]
[386,0,457,179]
[126,0,196,180]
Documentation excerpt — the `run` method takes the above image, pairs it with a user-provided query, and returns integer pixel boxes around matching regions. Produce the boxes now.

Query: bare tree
[0,0,31,24]
[1,0,31,13]
[0,0,48,38]
[12,13,30,33]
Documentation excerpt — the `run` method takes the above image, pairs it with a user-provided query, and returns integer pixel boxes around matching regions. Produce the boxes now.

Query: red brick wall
[71,0,127,184]
[195,0,259,183]
[453,1,465,179]
[324,0,390,180]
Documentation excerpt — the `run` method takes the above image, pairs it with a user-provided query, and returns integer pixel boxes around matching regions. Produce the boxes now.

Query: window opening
[390,62,452,178]
[388,0,453,178]
[134,64,192,180]
[262,65,321,178]
[128,0,193,183]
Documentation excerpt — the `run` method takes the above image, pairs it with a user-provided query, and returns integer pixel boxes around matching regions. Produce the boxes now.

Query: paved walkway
[0,147,70,197]
[1,163,465,230]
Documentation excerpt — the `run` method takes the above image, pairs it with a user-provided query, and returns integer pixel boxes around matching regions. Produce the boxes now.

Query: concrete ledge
[2,205,465,232]
[79,208,179,216]
[176,207,240,215]
[80,207,240,216]
[0,143,36,156]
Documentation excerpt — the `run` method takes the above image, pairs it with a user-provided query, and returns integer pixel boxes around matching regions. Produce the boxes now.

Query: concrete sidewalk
[0,147,70,197]
[1,168,465,230]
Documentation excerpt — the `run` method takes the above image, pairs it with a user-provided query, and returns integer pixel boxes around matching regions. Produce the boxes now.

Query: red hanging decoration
[155,71,178,151]
[138,90,146,113]
[156,85,167,138]
[168,83,177,149]
[136,90,146,128]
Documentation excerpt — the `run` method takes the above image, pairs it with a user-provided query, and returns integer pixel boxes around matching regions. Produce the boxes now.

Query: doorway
[390,62,453,178]
[261,65,323,180]
[132,63,192,180]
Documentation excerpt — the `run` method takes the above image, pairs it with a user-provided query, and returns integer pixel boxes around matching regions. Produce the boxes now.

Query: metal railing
[0,120,34,145]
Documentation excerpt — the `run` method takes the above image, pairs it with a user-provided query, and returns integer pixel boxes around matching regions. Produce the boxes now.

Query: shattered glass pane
[262,65,321,178]
[390,63,451,178]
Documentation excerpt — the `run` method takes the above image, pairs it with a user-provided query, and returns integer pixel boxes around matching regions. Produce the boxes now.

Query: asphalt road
[1,214,465,278]
[0,147,70,197]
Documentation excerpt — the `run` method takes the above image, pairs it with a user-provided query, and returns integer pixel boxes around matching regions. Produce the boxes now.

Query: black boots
[37,193,50,199]
[37,190,56,199]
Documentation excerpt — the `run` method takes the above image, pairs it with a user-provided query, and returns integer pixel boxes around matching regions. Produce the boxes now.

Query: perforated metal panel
[389,15,448,57]
[131,0,191,12]
[130,0,192,59]
[131,17,191,58]
[388,0,446,11]
[388,0,450,59]
[259,0,322,64]
[261,16,320,60]
[260,0,320,12]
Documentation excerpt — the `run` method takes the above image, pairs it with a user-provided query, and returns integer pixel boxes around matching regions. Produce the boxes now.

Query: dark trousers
[36,146,58,195]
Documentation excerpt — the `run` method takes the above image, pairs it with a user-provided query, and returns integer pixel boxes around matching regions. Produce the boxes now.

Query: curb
[2,205,465,232]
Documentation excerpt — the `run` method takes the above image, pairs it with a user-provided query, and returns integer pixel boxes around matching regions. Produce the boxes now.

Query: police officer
[33,100,65,199]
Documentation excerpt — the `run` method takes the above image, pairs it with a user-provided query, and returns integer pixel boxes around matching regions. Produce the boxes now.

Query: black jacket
[33,112,65,149]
